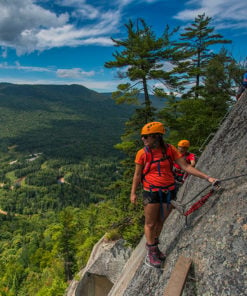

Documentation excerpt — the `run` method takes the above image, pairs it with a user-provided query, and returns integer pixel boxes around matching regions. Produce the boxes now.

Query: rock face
[109,92,247,296]
[67,92,247,296]
[66,236,132,296]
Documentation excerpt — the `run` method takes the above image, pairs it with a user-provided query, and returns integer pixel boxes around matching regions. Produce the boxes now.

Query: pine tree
[174,13,231,99]
[104,19,181,243]
[58,208,77,281]
[160,49,240,152]
[203,48,236,101]
[104,18,181,174]
[105,18,179,123]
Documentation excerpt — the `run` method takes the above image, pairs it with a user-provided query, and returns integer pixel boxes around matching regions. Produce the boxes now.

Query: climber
[236,71,247,101]
[130,122,217,268]
[173,139,196,184]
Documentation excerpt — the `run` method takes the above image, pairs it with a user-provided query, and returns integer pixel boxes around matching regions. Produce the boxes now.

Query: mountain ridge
[0,83,133,159]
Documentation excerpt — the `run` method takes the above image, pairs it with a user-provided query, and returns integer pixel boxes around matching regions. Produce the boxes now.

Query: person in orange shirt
[236,71,247,100]
[130,122,217,268]
[173,139,196,184]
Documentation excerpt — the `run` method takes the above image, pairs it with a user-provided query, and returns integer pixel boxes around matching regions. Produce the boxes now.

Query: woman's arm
[175,157,217,183]
[130,164,143,204]
[190,159,196,167]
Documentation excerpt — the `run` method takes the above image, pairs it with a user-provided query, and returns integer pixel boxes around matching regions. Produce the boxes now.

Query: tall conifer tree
[160,49,239,151]
[105,18,178,124]
[174,13,231,99]
[104,19,179,234]
[105,18,180,167]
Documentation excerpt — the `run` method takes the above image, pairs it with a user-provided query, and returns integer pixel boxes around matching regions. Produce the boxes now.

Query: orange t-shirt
[135,145,182,191]
[173,152,196,171]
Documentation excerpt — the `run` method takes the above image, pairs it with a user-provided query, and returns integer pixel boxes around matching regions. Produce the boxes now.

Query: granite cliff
[67,90,247,296]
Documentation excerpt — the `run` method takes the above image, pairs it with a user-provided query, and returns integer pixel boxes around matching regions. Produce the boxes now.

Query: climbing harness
[146,186,174,220]
[173,151,196,183]
[142,145,174,180]
[142,144,176,220]
[171,173,247,226]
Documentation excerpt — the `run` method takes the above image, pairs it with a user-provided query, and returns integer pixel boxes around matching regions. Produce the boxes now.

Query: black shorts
[143,190,176,206]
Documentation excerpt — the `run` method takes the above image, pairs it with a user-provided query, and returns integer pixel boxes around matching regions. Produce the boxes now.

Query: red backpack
[142,144,175,186]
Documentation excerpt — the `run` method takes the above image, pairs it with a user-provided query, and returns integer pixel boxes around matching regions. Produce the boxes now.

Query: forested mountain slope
[0,83,137,296]
[0,83,133,158]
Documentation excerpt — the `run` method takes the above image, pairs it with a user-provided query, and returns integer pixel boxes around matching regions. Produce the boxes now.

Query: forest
[0,14,246,296]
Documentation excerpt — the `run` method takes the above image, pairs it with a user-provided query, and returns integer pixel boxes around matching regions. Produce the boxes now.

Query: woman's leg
[154,204,174,261]
[144,203,166,267]
[144,203,160,245]
[155,203,174,238]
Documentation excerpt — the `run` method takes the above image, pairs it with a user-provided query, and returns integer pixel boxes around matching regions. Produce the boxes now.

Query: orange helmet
[178,140,190,147]
[141,122,165,135]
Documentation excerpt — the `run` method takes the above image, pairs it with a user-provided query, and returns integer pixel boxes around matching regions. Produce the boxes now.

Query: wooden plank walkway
[108,236,147,296]
[163,256,192,296]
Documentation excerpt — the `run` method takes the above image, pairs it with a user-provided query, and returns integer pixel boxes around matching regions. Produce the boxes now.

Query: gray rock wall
[110,91,247,296]
[65,237,132,296]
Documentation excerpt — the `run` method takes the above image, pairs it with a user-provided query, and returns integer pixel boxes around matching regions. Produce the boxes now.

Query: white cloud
[174,0,247,31]
[54,0,87,6]
[0,62,53,72]
[1,47,8,58]
[80,80,121,92]
[0,61,97,80]
[0,0,69,54]
[78,37,114,46]
[0,0,120,54]
[56,68,95,78]
[0,0,166,55]
[74,6,99,20]
[35,23,115,49]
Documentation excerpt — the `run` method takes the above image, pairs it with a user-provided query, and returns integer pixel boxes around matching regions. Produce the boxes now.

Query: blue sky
[0,0,246,93]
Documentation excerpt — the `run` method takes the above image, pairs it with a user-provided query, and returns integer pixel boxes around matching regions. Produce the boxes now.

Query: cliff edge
[109,91,247,296]
[68,91,247,296]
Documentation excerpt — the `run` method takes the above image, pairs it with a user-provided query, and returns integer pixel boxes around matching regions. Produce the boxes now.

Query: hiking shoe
[156,246,166,261]
[154,238,166,261]
[147,245,161,268]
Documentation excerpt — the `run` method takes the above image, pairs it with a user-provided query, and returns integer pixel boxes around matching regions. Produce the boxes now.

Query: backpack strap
[163,143,174,173]
[142,144,175,184]
[142,144,177,220]
[142,146,153,177]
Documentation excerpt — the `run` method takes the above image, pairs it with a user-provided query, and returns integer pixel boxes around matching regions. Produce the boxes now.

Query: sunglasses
[141,134,155,139]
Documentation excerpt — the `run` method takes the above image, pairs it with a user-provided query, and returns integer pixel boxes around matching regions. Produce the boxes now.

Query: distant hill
[0,84,137,295]
[0,83,134,159]
[102,92,167,109]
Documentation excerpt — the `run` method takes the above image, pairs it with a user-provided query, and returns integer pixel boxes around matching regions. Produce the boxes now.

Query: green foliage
[105,18,179,122]
[0,14,245,296]
[160,48,241,152]
[0,83,132,160]
[0,83,140,295]
[203,48,240,99]
[174,13,232,99]
[0,140,145,296]
[104,229,122,241]
[112,83,140,105]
